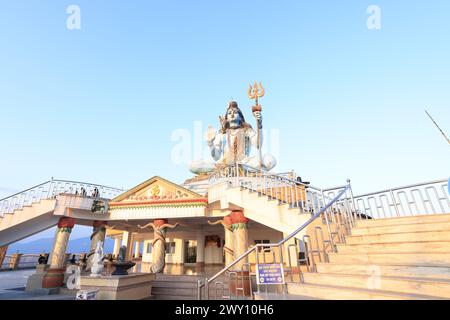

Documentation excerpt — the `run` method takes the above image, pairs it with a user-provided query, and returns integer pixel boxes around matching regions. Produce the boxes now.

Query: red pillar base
[42,268,65,288]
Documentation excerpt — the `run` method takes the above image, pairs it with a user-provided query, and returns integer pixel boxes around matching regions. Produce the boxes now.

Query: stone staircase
[209,183,312,239]
[151,274,230,300]
[284,214,450,300]
[0,199,59,247]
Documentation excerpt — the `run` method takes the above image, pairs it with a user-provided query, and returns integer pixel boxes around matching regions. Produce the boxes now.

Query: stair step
[346,230,450,244]
[356,214,450,228]
[351,221,450,236]
[337,241,450,254]
[254,292,318,300]
[152,293,196,300]
[316,263,450,280]
[152,281,198,289]
[152,287,197,296]
[286,282,442,300]
[328,252,450,266]
[154,274,204,282]
[302,272,450,298]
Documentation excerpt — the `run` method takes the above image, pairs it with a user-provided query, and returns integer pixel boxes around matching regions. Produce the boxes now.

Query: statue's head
[222,101,252,132]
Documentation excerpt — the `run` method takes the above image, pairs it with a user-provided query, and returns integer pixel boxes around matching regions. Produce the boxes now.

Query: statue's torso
[217,127,253,165]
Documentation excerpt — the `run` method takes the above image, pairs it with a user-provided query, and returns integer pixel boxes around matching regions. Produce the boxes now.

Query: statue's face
[226,107,241,128]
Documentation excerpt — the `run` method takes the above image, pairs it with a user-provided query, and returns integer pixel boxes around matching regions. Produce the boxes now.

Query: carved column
[138,219,179,274]
[230,210,249,271]
[87,220,107,271]
[208,215,234,266]
[50,217,76,269]
[229,210,251,297]
[43,217,76,288]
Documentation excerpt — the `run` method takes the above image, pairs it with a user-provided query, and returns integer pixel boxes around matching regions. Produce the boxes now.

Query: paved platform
[0,264,226,300]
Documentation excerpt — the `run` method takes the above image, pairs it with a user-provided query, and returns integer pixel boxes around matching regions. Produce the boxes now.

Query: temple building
[0,93,449,300]
[105,175,286,269]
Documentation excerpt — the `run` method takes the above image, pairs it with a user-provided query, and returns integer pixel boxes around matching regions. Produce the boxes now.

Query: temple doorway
[184,240,197,263]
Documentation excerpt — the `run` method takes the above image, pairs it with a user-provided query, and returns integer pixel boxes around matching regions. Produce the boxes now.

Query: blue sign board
[256,263,285,285]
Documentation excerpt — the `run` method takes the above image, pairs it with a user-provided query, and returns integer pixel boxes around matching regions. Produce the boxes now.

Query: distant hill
[7,237,115,254]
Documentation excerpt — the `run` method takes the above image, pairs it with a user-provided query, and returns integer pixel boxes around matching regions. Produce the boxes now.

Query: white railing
[0,179,124,216]
[208,163,341,215]
[0,254,40,270]
[351,179,449,219]
[197,165,354,300]
[200,166,449,300]
[198,163,357,300]
[0,253,85,271]
[1,255,12,269]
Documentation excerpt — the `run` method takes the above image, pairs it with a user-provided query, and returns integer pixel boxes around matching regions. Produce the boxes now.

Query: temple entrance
[184,240,197,263]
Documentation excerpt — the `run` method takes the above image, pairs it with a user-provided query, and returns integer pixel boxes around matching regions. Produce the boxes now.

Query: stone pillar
[151,219,170,273]
[0,246,8,267]
[229,210,251,296]
[113,237,121,257]
[134,241,141,259]
[222,216,234,266]
[208,216,234,266]
[121,231,133,261]
[87,220,108,270]
[9,253,22,270]
[196,228,205,268]
[230,210,249,271]
[43,217,76,288]
[49,217,76,269]
[138,219,179,273]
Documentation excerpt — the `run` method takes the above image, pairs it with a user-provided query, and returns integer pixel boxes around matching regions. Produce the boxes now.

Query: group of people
[74,186,100,198]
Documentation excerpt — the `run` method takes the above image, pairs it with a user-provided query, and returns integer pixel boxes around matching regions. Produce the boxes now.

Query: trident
[248,82,265,168]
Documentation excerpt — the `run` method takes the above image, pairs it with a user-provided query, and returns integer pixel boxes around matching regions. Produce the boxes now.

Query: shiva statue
[189,101,277,174]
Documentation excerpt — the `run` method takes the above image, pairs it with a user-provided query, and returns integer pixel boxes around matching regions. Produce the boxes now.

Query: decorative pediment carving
[111,176,203,204]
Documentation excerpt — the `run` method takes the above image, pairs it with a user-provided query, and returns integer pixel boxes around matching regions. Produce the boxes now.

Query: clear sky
[1,1,449,241]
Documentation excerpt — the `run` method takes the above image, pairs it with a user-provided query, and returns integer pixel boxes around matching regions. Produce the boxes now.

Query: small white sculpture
[90,241,104,277]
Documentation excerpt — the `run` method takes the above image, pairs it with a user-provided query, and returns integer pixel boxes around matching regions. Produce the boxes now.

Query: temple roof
[109,176,206,207]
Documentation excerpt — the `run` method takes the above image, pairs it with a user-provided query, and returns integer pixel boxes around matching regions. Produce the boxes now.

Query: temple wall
[139,227,282,266]
[205,246,222,264]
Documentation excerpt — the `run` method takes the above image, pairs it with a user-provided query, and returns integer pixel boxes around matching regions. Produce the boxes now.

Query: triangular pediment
[110,176,204,204]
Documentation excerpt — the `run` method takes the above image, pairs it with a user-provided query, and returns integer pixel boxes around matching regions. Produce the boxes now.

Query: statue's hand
[253,111,262,121]
[206,125,216,146]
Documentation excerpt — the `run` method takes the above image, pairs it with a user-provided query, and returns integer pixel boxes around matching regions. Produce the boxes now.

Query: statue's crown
[228,101,239,110]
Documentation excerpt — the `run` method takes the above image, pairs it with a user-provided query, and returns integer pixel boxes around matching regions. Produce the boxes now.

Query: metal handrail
[199,163,352,299]
[208,163,338,215]
[206,185,349,286]
[0,181,51,202]
[0,179,124,216]
[210,163,324,192]
[351,178,449,218]
[353,179,448,198]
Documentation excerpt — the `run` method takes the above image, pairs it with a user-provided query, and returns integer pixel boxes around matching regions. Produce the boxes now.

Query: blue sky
[0,1,449,241]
